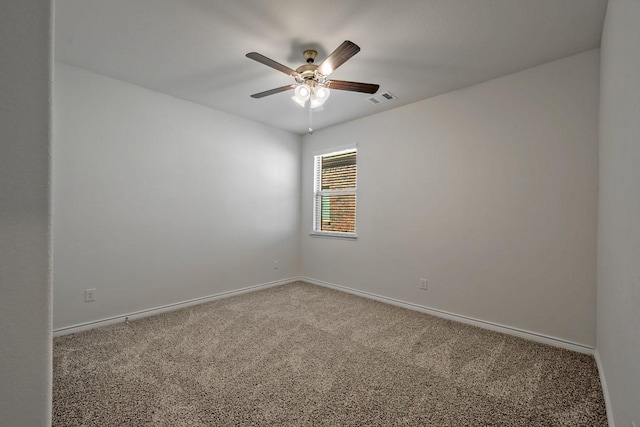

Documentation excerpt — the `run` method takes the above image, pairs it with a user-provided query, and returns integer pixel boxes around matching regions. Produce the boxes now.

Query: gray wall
[301,50,600,347]
[53,63,301,329]
[0,0,53,425]
[597,1,640,425]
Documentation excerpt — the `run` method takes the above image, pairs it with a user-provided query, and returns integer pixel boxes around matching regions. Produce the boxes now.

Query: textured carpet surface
[53,282,607,426]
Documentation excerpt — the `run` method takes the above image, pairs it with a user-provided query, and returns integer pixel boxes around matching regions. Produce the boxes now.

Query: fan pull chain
[308,104,314,134]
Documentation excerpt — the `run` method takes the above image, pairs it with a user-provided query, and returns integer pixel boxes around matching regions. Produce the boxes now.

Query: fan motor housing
[296,63,318,81]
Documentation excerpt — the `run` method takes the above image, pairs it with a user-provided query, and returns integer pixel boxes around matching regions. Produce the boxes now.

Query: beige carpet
[53,282,607,426]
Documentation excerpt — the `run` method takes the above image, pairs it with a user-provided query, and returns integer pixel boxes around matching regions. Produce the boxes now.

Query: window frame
[311,144,358,240]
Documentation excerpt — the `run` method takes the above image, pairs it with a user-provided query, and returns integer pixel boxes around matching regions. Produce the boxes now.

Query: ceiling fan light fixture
[295,84,310,99]
[309,97,322,109]
[292,84,311,107]
[248,41,378,111]
[310,86,330,109]
[292,95,307,107]
[315,86,330,101]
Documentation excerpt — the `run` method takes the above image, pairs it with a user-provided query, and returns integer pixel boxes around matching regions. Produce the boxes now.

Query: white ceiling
[54,0,607,135]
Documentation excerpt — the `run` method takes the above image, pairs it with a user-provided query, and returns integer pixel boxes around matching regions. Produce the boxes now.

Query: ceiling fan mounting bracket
[303,49,318,64]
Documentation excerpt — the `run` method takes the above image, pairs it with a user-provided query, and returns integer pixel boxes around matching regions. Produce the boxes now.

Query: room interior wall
[0,0,52,425]
[597,0,640,425]
[52,63,301,330]
[301,50,600,348]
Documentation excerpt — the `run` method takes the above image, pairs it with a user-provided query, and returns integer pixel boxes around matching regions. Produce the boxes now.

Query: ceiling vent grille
[367,91,397,105]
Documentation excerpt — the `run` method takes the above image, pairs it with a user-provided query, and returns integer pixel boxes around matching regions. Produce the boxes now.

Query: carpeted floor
[53,282,607,426]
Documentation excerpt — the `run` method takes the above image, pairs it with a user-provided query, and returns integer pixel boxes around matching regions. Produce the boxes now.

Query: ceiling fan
[246,40,379,109]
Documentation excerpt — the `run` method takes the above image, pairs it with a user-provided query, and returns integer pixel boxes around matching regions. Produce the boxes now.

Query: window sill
[310,231,358,240]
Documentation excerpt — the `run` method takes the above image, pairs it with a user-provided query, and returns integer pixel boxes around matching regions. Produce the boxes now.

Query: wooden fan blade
[317,41,360,76]
[327,80,380,94]
[246,52,298,77]
[250,84,296,99]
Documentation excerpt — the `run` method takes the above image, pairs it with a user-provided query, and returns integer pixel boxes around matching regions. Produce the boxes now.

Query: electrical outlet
[84,288,96,302]
[419,278,428,290]
[273,260,279,270]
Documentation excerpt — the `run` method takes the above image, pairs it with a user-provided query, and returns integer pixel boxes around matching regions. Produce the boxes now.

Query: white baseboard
[55,275,595,357]
[53,277,300,337]
[301,277,594,355]
[594,349,615,427]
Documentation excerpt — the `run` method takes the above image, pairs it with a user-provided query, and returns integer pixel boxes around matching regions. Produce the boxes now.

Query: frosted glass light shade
[315,86,330,101]
[295,84,310,99]
[310,86,330,109]
[292,95,307,107]
[292,84,311,107]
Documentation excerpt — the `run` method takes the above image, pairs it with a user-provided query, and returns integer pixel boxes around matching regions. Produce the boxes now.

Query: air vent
[367,91,397,105]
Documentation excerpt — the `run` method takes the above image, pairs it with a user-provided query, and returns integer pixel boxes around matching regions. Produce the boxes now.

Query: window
[313,147,357,237]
